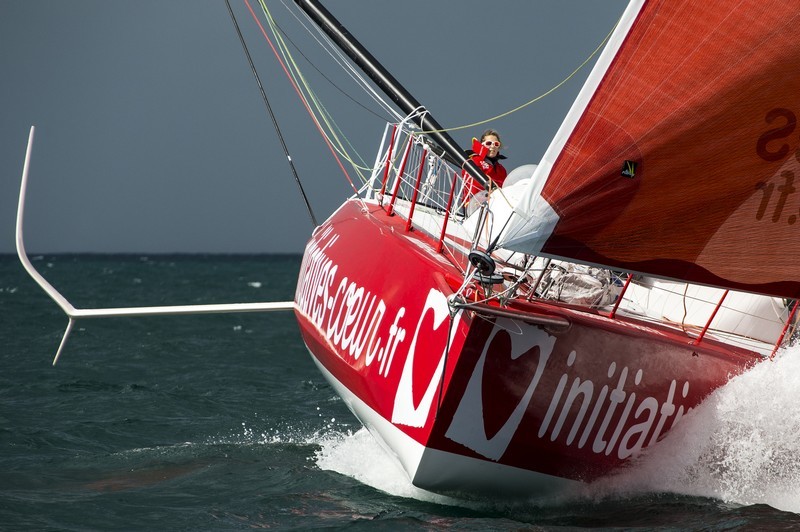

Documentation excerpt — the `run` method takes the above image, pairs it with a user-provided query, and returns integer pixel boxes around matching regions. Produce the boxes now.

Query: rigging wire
[258,0,373,179]
[245,0,364,193]
[271,25,390,122]
[225,0,318,226]
[274,0,396,122]
[277,0,403,122]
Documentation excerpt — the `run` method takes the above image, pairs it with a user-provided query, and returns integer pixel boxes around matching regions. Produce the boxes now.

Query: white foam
[588,346,800,512]
[314,427,463,505]
[235,346,800,513]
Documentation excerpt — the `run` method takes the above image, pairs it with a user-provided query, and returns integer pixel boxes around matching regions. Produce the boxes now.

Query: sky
[1,0,627,254]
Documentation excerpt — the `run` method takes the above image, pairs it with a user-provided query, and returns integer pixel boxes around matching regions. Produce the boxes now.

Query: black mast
[293,0,489,188]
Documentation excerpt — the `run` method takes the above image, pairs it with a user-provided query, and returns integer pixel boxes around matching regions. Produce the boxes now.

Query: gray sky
[1,1,626,254]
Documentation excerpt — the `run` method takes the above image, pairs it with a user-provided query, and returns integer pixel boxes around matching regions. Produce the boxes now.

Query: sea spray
[588,345,800,512]
[314,427,463,505]
[312,347,800,511]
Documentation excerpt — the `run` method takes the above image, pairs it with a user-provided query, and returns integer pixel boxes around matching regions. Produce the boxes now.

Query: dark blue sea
[3,254,800,530]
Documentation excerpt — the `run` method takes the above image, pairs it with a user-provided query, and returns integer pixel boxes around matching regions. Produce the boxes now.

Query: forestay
[499,0,800,299]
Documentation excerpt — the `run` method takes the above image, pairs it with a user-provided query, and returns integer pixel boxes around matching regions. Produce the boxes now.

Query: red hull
[294,199,761,494]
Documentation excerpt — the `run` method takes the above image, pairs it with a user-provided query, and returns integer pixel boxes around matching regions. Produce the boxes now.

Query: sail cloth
[499,0,800,299]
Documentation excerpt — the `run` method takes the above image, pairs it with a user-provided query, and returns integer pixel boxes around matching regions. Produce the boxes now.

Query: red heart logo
[410,310,450,410]
[480,329,542,440]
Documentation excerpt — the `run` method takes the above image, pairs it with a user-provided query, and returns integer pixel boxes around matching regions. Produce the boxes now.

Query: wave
[590,345,800,512]
[309,345,800,514]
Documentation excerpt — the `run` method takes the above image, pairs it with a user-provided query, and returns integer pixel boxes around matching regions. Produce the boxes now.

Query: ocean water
[3,254,800,530]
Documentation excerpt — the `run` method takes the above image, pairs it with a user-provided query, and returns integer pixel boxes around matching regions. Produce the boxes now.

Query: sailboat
[15,0,800,497]
[286,0,800,496]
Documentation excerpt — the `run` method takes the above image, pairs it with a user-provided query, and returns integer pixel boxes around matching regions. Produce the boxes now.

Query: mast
[293,0,488,188]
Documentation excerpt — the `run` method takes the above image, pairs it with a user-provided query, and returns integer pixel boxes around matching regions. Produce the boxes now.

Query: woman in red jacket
[464,129,508,210]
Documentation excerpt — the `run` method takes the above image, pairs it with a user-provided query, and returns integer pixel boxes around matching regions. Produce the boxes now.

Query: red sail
[504,1,800,298]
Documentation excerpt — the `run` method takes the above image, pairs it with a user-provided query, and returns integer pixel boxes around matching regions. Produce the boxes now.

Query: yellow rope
[421,16,621,135]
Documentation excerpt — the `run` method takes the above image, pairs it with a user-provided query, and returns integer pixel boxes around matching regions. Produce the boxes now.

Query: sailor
[465,129,508,192]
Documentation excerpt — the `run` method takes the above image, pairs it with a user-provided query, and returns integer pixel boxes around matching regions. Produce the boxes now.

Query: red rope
[243,0,359,194]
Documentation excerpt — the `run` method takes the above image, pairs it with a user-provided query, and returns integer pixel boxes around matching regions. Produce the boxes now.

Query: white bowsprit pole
[16,126,296,365]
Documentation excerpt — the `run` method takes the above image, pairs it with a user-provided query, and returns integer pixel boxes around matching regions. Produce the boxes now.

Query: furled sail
[500,0,800,298]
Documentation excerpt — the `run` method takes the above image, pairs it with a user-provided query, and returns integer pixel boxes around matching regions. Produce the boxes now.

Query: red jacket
[465,153,508,196]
